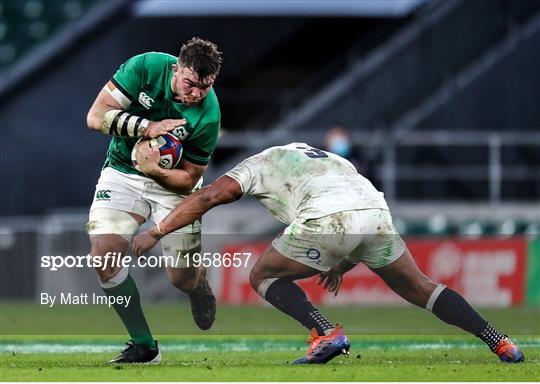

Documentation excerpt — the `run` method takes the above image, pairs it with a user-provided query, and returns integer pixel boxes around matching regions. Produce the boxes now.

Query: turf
[2,302,539,335]
[1,303,539,381]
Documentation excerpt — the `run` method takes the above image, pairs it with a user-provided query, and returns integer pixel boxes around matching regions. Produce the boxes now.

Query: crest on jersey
[138,92,154,109]
[171,125,190,140]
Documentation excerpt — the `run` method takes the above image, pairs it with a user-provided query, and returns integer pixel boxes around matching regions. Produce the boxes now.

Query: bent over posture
[133,143,524,364]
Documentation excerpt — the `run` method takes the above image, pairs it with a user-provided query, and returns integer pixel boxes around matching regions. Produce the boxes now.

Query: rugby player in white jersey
[132,143,524,364]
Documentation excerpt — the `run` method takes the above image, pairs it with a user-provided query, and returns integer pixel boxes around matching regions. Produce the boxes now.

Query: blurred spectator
[324,126,372,180]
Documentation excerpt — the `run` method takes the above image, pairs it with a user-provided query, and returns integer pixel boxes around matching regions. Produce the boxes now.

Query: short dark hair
[178,37,222,80]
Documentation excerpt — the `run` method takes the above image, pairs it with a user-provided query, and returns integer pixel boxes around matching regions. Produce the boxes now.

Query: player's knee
[249,267,277,297]
[410,279,438,307]
[90,236,129,284]
[168,271,199,293]
[90,236,128,257]
[94,265,122,283]
[249,268,263,291]
[170,277,198,293]
[419,278,438,299]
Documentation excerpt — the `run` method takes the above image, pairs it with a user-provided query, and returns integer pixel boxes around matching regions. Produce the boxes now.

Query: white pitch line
[2,339,539,354]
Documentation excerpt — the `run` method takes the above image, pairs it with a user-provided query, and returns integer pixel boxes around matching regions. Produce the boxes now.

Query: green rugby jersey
[102,52,221,175]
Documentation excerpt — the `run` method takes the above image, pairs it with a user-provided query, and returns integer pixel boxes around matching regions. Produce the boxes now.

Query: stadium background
[1,0,539,330]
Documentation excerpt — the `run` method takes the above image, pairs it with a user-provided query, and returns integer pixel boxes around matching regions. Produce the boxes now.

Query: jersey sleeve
[107,54,146,107]
[225,157,258,195]
[182,120,220,166]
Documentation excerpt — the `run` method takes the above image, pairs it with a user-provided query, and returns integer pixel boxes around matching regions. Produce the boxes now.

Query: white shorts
[272,209,406,271]
[88,167,202,267]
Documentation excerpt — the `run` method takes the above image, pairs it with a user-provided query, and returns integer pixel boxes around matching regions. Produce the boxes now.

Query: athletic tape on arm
[101,109,149,137]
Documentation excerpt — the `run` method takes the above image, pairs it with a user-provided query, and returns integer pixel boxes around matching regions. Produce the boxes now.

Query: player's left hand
[132,231,159,257]
[135,140,161,174]
[317,268,343,297]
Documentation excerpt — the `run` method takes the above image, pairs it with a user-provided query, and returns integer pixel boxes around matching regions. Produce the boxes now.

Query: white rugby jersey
[225,143,389,224]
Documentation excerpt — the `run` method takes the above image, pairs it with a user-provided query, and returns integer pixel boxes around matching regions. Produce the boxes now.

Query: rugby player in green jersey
[85,37,222,363]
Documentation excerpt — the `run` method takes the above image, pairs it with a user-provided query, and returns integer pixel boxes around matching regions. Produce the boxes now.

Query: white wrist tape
[156,222,166,236]
[101,109,149,137]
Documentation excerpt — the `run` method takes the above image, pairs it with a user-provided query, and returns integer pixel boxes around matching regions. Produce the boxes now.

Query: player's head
[171,37,222,106]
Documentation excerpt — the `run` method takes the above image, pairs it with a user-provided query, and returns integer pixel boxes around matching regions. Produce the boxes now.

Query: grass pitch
[1,303,539,381]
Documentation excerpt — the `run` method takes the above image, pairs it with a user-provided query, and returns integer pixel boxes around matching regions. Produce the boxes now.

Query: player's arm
[132,176,242,256]
[135,118,221,193]
[86,88,184,139]
[87,54,186,138]
[158,175,242,235]
[133,140,206,194]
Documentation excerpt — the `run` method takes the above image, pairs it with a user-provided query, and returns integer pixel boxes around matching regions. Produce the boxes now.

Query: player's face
[171,64,215,106]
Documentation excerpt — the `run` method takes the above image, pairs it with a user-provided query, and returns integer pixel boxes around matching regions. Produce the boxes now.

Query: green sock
[102,273,155,348]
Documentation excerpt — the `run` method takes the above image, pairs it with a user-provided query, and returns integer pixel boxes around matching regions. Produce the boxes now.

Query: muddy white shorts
[87,167,202,267]
[272,208,406,271]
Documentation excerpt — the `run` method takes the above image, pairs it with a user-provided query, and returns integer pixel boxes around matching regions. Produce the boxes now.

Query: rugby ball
[131,133,183,171]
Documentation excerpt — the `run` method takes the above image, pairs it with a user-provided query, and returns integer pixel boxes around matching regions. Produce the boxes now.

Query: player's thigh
[162,232,205,291]
[344,209,435,305]
[148,185,205,281]
[147,178,203,234]
[347,209,406,269]
[271,213,363,273]
[90,233,131,281]
[88,209,144,280]
[88,167,151,240]
[250,245,321,285]
[370,247,437,307]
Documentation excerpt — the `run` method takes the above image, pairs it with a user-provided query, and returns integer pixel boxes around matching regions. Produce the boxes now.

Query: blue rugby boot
[293,324,350,364]
[495,336,524,363]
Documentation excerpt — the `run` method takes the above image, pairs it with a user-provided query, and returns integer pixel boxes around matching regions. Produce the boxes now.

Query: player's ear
[172,63,178,73]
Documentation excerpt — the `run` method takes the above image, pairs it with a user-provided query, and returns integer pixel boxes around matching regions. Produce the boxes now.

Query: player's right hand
[132,230,160,256]
[317,268,343,297]
[145,118,186,139]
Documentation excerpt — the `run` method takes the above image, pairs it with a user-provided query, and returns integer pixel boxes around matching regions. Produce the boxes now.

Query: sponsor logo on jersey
[138,92,154,109]
[306,248,321,260]
[95,190,111,200]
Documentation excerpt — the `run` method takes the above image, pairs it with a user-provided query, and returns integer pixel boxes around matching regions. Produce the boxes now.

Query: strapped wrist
[101,109,149,137]
[149,223,166,240]
[156,222,166,236]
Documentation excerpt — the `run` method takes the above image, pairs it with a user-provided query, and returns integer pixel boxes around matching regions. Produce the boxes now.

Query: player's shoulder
[130,51,174,62]
[204,89,220,116]
[198,88,221,127]
[120,52,173,76]
[240,143,312,175]
[248,144,295,164]
[134,51,176,71]
[140,51,176,63]
[259,143,308,157]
